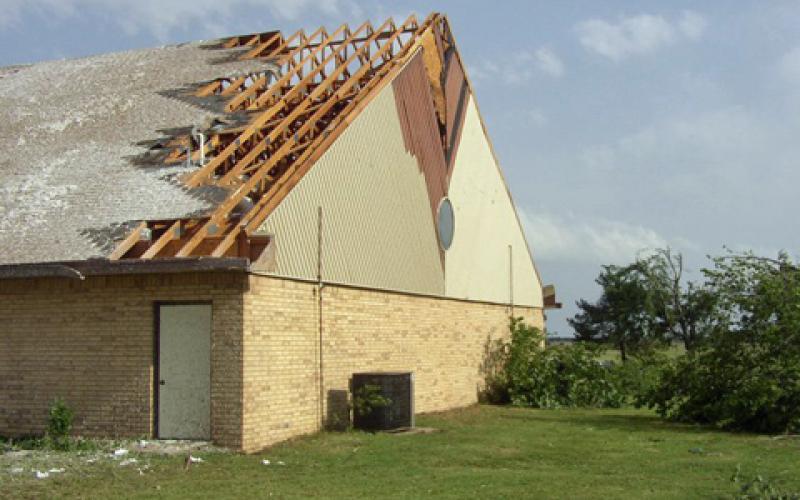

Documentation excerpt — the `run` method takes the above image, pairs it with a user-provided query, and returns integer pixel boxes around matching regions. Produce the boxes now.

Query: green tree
[638,248,717,351]
[645,251,800,433]
[569,263,663,361]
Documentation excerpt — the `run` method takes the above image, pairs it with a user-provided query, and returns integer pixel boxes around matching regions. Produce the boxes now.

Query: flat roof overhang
[0,257,250,280]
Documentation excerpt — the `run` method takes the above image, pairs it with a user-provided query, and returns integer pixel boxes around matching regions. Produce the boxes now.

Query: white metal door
[157,304,211,439]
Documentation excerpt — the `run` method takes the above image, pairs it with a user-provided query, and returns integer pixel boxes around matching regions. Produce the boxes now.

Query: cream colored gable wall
[259,84,444,295]
[445,98,543,307]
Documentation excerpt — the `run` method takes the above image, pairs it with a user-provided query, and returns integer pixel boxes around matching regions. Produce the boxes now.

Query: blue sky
[2,0,799,335]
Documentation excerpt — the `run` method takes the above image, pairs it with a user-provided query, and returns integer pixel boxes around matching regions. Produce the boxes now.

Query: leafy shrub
[489,318,624,409]
[732,465,800,499]
[482,337,513,405]
[352,384,391,417]
[47,398,74,450]
[608,350,670,406]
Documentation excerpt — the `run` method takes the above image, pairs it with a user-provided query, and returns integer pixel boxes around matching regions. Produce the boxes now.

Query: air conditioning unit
[351,372,414,431]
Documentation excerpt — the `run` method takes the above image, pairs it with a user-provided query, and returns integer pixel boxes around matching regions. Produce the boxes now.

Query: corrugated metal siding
[259,83,445,295]
[445,97,543,307]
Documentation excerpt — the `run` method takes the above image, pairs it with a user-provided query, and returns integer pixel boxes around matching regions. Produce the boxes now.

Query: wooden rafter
[164,21,404,168]
[215,23,393,184]
[221,30,281,49]
[239,31,284,59]
[227,23,354,113]
[182,20,391,188]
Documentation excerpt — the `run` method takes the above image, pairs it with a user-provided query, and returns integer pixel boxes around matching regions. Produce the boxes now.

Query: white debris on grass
[139,440,148,448]
[10,467,24,474]
[35,470,49,479]
[261,458,285,465]
[119,458,138,467]
[113,448,129,457]
[48,468,65,474]
[189,456,204,463]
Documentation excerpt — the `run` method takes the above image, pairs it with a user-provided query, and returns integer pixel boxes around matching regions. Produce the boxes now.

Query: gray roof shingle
[0,40,268,264]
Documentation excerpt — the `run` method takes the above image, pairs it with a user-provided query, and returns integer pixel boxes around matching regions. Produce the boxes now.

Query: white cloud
[678,10,707,40]
[778,46,800,84]
[470,46,565,86]
[533,47,565,78]
[527,108,548,127]
[0,0,76,28]
[520,211,669,264]
[562,103,800,261]
[576,15,674,61]
[578,106,768,180]
[575,11,706,61]
[0,0,348,40]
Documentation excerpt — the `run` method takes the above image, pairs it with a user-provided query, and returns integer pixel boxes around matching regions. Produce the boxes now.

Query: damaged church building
[0,13,558,452]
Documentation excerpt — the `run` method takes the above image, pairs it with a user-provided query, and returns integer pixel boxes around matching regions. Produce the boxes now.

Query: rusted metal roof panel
[392,51,449,230]
[443,51,468,170]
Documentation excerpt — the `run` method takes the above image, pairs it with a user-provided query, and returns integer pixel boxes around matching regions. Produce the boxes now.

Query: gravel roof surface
[0,41,269,264]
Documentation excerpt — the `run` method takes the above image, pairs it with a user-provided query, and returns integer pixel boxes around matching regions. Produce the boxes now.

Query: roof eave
[0,257,250,280]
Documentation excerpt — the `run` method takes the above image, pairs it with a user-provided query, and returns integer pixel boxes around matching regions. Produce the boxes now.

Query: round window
[437,197,455,250]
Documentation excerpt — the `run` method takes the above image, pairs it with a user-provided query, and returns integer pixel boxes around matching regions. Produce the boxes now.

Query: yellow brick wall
[241,274,543,452]
[1,271,544,453]
[242,277,321,450]
[0,272,246,448]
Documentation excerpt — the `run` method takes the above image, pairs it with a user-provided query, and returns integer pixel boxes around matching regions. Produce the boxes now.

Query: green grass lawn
[3,406,799,499]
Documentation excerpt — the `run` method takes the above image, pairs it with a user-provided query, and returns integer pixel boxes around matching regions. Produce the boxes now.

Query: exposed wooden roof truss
[111,13,454,261]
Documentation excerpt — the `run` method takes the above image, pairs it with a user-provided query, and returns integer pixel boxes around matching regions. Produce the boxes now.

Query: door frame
[153,300,213,439]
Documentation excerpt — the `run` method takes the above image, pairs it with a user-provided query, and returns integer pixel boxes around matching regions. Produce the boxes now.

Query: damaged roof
[0,41,268,264]
[0,14,455,265]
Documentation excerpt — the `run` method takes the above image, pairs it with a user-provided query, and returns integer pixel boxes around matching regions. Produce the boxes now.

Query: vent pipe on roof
[185,145,192,169]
